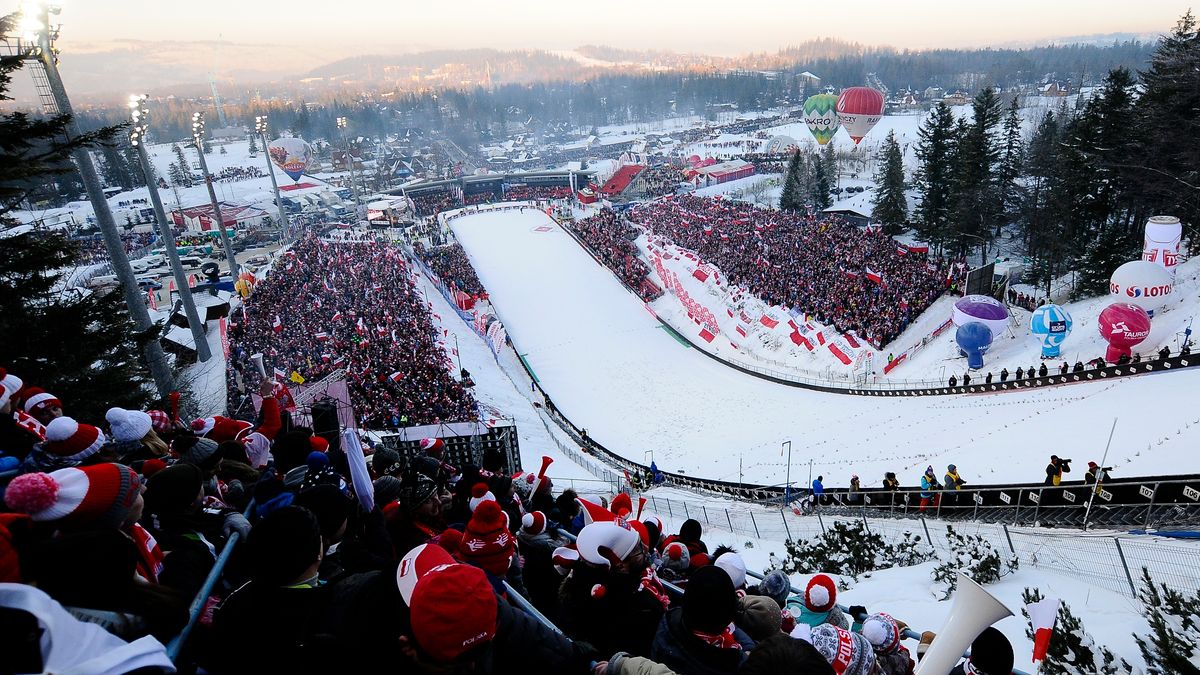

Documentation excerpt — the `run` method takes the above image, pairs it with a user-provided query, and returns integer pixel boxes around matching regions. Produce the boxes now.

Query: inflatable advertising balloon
[956,322,993,370]
[835,87,885,145]
[764,135,798,154]
[803,94,840,146]
[952,295,1010,337]
[1143,215,1182,280]
[1109,260,1173,316]
[267,137,313,182]
[1097,302,1151,363]
[1029,304,1073,358]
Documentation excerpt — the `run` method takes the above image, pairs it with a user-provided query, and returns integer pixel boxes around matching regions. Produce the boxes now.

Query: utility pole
[191,112,239,278]
[782,440,792,505]
[336,116,364,217]
[255,116,290,242]
[129,95,212,362]
[25,7,174,395]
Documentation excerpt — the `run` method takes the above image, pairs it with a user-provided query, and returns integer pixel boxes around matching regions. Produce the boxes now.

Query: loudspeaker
[311,401,342,454]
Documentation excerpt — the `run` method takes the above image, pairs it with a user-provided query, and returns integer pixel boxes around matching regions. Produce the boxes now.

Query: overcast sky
[45,1,1188,57]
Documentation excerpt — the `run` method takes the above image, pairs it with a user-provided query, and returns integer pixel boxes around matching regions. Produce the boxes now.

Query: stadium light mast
[191,111,239,278]
[336,116,364,216]
[130,94,212,362]
[20,3,175,395]
[254,115,290,242]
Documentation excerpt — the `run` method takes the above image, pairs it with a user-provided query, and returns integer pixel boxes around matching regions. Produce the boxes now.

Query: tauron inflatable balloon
[952,295,1009,337]
[1143,215,1182,280]
[835,87,885,145]
[956,322,993,370]
[1029,304,1073,358]
[1109,260,1173,316]
[1097,302,1151,363]
[802,94,840,146]
[267,137,313,182]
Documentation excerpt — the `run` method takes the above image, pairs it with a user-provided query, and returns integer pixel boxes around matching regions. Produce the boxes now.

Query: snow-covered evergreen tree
[872,130,907,235]
[779,150,805,212]
[1135,568,1200,674]
[931,526,1018,598]
[1020,588,1133,674]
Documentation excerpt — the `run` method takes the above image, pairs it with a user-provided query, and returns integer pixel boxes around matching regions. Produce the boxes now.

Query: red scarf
[638,567,671,610]
[692,623,743,650]
[129,523,165,584]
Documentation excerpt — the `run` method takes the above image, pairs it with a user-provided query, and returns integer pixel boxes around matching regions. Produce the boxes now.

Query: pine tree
[123,143,146,188]
[810,154,832,211]
[0,19,157,421]
[202,138,212,154]
[1022,112,1065,295]
[820,142,837,191]
[1020,588,1133,674]
[171,144,192,187]
[913,103,957,251]
[248,134,258,155]
[1135,568,1200,674]
[168,161,187,188]
[1134,11,1200,252]
[951,88,1004,261]
[779,150,805,212]
[997,99,1024,225]
[1074,220,1138,299]
[872,130,907,235]
[98,140,133,190]
[219,145,228,155]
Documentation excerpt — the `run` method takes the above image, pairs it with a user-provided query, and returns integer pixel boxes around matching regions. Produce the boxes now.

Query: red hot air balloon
[1097,302,1152,363]
[836,87,886,145]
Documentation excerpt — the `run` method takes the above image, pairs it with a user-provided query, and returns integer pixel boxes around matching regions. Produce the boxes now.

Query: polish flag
[759,314,780,329]
[736,324,748,338]
[866,267,883,284]
[388,371,404,383]
[698,328,716,343]
[332,311,343,323]
[356,317,367,335]
[147,289,158,311]
[272,315,282,333]
[273,367,288,382]
[1027,598,1060,662]
[315,332,329,342]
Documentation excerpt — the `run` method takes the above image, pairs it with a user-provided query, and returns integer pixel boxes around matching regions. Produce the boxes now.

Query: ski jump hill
[447,206,1200,493]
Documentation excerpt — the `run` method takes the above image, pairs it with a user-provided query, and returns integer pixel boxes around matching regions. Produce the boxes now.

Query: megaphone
[914,572,1013,675]
[251,352,266,378]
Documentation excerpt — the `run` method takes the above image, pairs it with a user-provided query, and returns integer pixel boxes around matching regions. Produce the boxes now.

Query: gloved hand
[222,512,252,540]
[849,605,868,620]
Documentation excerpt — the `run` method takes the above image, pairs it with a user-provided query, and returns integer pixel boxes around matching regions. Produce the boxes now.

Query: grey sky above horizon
[41,1,1190,58]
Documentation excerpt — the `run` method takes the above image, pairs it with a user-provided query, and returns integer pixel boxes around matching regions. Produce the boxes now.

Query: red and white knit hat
[147,410,172,433]
[576,521,640,568]
[0,368,24,409]
[520,511,547,536]
[610,492,633,518]
[42,417,106,462]
[21,387,61,415]
[419,437,445,457]
[4,464,142,529]
[576,497,616,526]
[805,573,838,613]
[457,500,514,576]
[468,483,496,512]
[191,415,251,443]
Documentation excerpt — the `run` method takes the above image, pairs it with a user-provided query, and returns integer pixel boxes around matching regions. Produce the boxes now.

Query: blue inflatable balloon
[1029,304,1073,358]
[955,322,994,370]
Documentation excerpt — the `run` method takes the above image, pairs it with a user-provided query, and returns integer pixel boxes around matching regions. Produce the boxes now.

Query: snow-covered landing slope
[453,208,1200,488]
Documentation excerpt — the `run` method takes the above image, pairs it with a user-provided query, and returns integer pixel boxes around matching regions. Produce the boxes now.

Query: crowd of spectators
[573,210,662,302]
[1006,288,1046,312]
[639,165,687,198]
[411,191,463,217]
[625,196,949,348]
[212,166,266,183]
[414,241,486,297]
[0,359,1015,674]
[504,184,574,201]
[226,234,477,429]
[71,231,157,264]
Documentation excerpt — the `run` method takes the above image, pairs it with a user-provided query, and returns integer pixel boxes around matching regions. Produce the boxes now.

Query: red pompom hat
[458,500,514,576]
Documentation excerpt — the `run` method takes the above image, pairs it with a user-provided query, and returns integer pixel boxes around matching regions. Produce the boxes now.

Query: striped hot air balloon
[1029,304,1073,358]
[802,94,840,145]
[835,87,886,145]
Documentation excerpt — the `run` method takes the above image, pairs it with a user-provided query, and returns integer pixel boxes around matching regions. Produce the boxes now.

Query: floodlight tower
[254,115,290,241]
[14,3,174,394]
[336,116,364,213]
[191,111,239,277]
[130,94,212,362]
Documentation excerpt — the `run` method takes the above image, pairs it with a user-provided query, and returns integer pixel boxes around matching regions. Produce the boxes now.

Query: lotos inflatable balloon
[267,137,313,182]
[1097,302,1151,363]
[955,322,993,370]
[803,94,840,146]
[835,87,885,145]
[1143,215,1182,279]
[1029,304,1073,358]
[952,295,1009,337]
[1109,260,1173,316]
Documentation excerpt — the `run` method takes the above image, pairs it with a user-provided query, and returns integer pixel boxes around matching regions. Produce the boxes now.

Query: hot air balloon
[955,322,993,370]
[1098,302,1151,363]
[952,295,1009,337]
[802,94,840,146]
[1109,260,1174,316]
[267,137,313,182]
[835,87,885,145]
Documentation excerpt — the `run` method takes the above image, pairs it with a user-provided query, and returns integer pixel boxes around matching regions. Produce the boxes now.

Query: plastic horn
[913,572,1013,675]
[528,455,553,500]
[251,353,266,378]
[636,496,647,520]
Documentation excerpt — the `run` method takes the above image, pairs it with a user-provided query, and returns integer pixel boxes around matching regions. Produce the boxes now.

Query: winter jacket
[607,654,678,675]
[919,475,939,498]
[650,607,752,675]
[208,581,331,674]
[811,479,824,495]
[558,564,666,659]
[518,527,569,617]
[785,600,850,630]
[486,597,595,673]
[944,471,965,490]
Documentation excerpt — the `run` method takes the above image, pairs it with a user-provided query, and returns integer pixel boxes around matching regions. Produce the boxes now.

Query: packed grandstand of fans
[71,231,157,263]
[623,196,951,348]
[572,209,663,302]
[212,166,266,183]
[414,241,487,297]
[638,164,687,198]
[225,234,477,429]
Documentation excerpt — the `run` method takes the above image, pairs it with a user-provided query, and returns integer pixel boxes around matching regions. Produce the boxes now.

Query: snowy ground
[451,207,1200,489]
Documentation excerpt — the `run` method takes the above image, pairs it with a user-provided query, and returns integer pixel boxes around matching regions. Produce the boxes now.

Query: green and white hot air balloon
[803,93,840,146]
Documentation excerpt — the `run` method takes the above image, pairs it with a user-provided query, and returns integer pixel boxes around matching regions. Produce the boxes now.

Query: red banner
[760,314,780,329]
[827,343,852,365]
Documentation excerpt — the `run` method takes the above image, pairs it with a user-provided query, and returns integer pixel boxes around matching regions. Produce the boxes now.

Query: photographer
[1084,461,1112,486]
[1044,455,1072,486]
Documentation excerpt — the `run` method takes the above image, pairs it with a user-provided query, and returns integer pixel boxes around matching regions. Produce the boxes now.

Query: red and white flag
[759,314,780,329]
[315,332,329,342]
[698,328,716,343]
[332,311,343,323]
[865,267,883,284]
[356,317,367,335]
[735,324,748,338]
[1027,597,1060,662]
[272,315,282,333]
[388,371,404,383]
[273,367,288,382]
